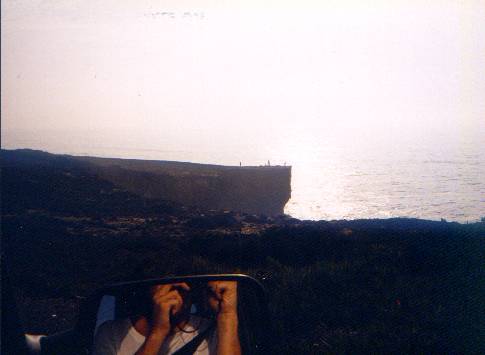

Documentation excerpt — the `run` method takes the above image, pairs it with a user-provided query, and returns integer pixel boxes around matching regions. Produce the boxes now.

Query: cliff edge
[1,149,292,215]
[78,155,292,215]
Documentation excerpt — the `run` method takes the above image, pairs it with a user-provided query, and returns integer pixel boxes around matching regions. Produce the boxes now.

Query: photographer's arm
[217,312,241,355]
[207,281,241,355]
[135,329,169,355]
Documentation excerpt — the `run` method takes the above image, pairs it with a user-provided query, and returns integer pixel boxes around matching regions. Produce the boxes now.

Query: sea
[3,127,484,223]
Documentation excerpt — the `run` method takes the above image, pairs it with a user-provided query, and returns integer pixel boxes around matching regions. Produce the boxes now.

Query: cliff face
[2,150,292,216]
[80,156,292,215]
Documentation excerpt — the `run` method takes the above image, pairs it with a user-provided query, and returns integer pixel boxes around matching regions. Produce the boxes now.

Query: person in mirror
[92,281,241,355]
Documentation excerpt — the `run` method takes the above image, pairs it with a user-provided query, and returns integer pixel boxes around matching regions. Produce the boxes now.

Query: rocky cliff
[2,149,291,215]
[78,156,292,215]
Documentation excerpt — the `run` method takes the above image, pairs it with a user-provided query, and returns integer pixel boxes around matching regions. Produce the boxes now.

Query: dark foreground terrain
[2,150,485,354]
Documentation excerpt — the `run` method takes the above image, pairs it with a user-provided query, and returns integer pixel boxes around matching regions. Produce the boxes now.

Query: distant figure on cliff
[239,162,241,167]
[267,160,271,167]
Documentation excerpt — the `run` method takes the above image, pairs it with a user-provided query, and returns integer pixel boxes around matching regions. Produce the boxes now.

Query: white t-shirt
[92,316,217,355]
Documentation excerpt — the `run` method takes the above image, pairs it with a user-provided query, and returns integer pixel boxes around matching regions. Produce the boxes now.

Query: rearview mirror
[40,274,271,355]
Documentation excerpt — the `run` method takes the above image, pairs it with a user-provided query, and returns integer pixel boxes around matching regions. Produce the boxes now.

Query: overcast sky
[2,1,484,158]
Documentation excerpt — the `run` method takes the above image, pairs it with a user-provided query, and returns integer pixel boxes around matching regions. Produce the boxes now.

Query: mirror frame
[64,274,271,354]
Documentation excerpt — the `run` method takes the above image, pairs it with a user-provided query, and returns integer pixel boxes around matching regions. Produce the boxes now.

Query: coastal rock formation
[78,156,292,215]
[2,149,291,215]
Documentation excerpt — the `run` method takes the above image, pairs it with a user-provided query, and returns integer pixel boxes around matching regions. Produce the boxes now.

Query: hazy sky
[2,0,484,160]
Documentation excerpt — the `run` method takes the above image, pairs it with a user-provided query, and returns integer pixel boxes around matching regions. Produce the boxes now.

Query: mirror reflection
[92,281,241,355]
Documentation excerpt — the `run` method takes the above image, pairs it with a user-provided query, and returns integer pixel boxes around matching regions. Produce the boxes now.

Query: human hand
[206,281,238,316]
[207,281,241,355]
[150,283,190,334]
